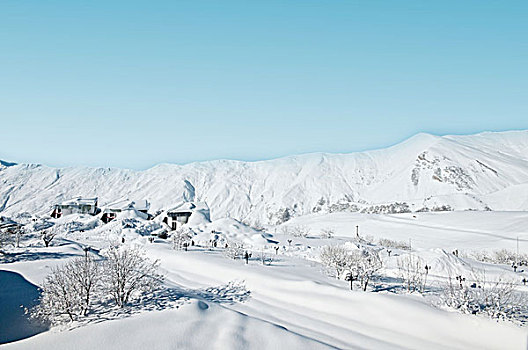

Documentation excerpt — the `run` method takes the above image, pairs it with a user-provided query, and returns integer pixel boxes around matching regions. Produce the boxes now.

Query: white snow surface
[1,130,528,223]
[2,211,528,349]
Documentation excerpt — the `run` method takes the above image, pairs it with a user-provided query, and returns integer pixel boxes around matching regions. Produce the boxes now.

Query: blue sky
[0,0,527,169]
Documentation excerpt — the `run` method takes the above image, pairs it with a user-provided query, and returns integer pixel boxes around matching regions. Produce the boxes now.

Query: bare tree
[41,230,56,247]
[102,246,163,308]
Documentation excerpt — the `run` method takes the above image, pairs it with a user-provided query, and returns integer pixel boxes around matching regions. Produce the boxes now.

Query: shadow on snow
[67,280,251,330]
[0,270,49,344]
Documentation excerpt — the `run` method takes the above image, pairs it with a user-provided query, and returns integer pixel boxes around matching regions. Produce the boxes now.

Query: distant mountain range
[2,130,528,224]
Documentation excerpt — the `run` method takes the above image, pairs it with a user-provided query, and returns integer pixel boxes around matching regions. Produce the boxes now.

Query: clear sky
[1,0,527,169]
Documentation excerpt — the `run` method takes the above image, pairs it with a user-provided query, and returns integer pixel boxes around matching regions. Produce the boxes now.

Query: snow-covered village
[1,2,528,349]
[2,131,528,349]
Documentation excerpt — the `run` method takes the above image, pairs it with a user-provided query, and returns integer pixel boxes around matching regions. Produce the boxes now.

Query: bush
[464,249,528,266]
[358,234,375,245]
[441,271,526,323]
[290,225,309,238]
[378,238,411,250]
[320,228,335,239]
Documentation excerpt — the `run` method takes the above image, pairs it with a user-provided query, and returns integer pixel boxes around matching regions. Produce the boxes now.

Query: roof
[117,207,149,220]
[167,202,196,214]
[130,199,150,211]
[59,197,98,206]
[167,201,209,214]
[104,199,150,212]
[0,216,19,229]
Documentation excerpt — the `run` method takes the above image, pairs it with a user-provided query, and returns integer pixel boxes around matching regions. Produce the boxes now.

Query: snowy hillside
[1,130,528,223]
[2,210,528,350]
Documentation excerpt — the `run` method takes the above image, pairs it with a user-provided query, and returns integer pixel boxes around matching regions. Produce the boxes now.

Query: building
[162,202,210,230]
[101,199,150,223]
[51,197,99,218]
[0,216,21,233]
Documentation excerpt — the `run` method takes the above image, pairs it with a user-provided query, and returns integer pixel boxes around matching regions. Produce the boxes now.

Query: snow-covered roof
[59,197,98,206]
[167,201,201,214]
[131,199,150,211]
[104,199,150,212]
[0,216,19,229]
[117,207,149,220]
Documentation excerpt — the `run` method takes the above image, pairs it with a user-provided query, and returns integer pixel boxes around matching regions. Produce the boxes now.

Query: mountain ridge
[1,130,528,223]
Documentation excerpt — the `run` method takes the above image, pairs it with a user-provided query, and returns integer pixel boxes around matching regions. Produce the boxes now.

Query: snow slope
[2,240,526,350]
[283,211,528,251]
[2,300,332,350]
[2,209,528,349]
[1,130,528,223]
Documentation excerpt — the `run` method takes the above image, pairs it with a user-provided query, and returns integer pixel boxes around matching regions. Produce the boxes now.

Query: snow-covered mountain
[1,130,528,223]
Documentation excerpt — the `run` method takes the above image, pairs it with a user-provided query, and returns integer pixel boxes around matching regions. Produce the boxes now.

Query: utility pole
[517,236,519,267]
[356,225,359,238]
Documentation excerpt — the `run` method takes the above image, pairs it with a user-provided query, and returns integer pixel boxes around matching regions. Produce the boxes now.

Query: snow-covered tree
[358,234,375,245]
[321,245,382,291]
[260,248,274,266]
[320,228,335,239]
[0,230,11,252]
[13,226,25,248]
[252,220,264,232]
[102,247,163,308]
[41,230,56,247]
[290,225,309,238]
[172,227,193,250]
[32,255,100,323]
[32,265,80,323]
[378,238,411,250]
[352,248,382,291]
[69,255,100,316]
[224,241,245,260]
[441,271,526,322]
[320,245,349,279]
[397,254,427,293]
